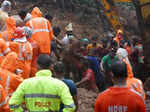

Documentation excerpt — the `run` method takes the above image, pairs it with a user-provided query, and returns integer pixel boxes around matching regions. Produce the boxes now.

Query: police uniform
[9,70,75,112]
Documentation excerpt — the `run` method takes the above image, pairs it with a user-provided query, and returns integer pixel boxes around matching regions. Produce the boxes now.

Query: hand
[76,82,80,87]
[53,36,57,40]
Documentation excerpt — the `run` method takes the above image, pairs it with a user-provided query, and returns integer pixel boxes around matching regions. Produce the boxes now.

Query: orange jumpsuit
[95,87,146,112]
[28,38,40,77]
[0,68,23,96]
[26,7,53,54]
[0,17,16,45]
[0,38,10,64]
[124,59,146,99]
[9,41,33,79]
[1,52,18,73]
[0,85,10,112]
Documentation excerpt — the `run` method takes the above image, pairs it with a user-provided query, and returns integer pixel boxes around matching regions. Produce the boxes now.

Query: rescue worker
[62,23,74,45]
[95,61,146,112]
[0,17,16,45]
[24,26,40,77]
[116,40,131,67]
[0,84,10,112]
[9,27,33,79]
[116,48,146,99]
[113,29,123,46]
[117,46,146,99]
[9,54,76,112]
[0,52,19,74]
[0,67,23,96]
[125,60,146,99]
[26,7,53,55]
[0,38,10,64]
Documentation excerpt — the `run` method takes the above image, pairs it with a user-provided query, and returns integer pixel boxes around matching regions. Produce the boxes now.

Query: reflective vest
[123,59,146,99]
[9,42,33,79]
[18,42,33,61]
[127,77,146,99]
[9,70,75,112]
[0,38,10,64]
[0,31,13,46]
[27,17,53,54]
[0,52,18,73]
[28,39,40,77]
[0,85,10,112]
[0,68,23,96]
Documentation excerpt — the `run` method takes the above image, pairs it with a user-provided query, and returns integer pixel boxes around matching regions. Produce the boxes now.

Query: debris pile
[77,88,98,112]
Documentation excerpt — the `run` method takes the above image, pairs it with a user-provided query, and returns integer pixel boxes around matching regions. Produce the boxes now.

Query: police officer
[9,54,76,112]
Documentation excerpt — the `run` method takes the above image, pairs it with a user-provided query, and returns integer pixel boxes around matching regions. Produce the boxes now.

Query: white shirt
[62,35,70,45]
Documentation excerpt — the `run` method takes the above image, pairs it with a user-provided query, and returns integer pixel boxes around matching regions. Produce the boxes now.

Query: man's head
[18,9,27,20]
[109,47,117,58]
[81,59,90,71]
[80,38,89,50]
[45,14,53,22]
[109,40,117,58]
[111,61,127,81]
[120,39,126,48]
[88,48,97,56]
[1,0,11,13]
[66,31,73,39]
[53,27,61,37]
[91,36,97,46]
[37,54,52,70]
[102,38,109,48]
[54,61,65,78]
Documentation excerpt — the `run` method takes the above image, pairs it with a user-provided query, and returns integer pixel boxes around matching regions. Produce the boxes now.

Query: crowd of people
[0,0,148,112]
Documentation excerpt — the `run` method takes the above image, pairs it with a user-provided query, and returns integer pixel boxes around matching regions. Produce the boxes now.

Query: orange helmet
[117,29,123,35]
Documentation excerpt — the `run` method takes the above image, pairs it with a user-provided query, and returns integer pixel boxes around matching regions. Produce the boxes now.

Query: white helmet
[1,0,11,12]
[23,26,33,38]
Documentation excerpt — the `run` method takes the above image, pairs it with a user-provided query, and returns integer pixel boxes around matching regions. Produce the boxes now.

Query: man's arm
[100,55,108,72]
[10,73,23,92]
[76,72,91,87]
[137,97,146,112]
[58,82,76,112]
[9,81,26,112]
[72,96,78,112]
